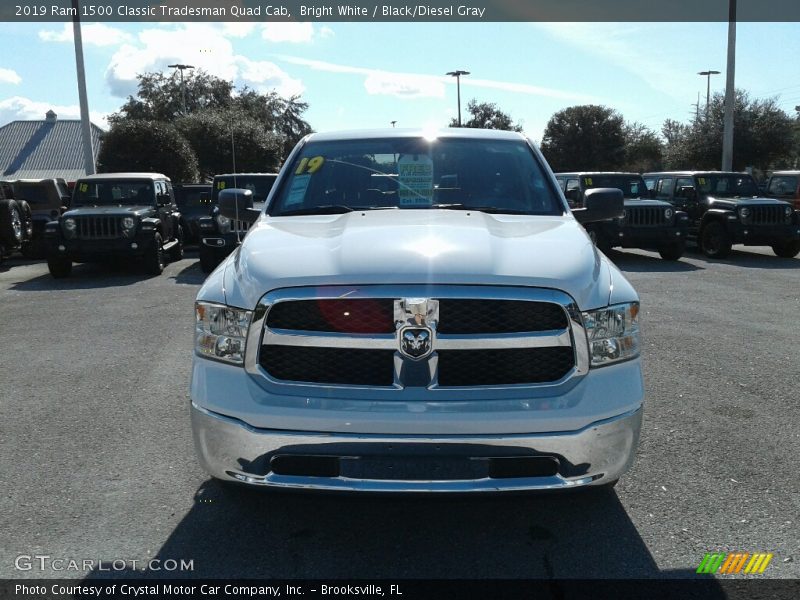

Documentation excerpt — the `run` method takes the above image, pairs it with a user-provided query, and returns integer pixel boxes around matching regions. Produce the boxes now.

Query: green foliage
[176,110,282,180]
[97,120,199,182]
[540,105,626,172]
[622,122,664,172]
[662,90,795,171]
[108,70,313,174]
[449,99,524,132]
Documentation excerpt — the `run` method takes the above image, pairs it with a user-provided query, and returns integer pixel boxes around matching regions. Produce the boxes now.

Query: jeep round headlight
[582,302,640,367]
[62,218,76,238]
[664,208,674,220]
[785,206,793,217]
[121,217,135,230]
[739,207,750,219]
[216,214,231,234]
[195,302,253,365]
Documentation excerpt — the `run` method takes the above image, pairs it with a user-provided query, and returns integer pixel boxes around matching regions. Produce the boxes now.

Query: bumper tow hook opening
[270,455,341,478]
[488,456,560,479]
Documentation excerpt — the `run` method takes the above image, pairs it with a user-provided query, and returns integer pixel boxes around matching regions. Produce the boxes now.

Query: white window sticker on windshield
[286,174,311,206]
[397,154,434,206]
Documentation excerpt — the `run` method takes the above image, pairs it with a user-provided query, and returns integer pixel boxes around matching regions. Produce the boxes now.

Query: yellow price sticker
[79,183,88,192]
[295,156,325,175]
[698,178,706,185]
[584,178,593,186]
[217,181,226,190]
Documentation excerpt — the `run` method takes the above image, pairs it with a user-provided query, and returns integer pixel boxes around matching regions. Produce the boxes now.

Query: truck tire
[700,221,732,259]
[0,199,23,246]
[144,233,165,275]
[772,240,800,258]
[47,256,72,278]
[199,244,219,273]
[169,225,184,261]
[658,241,685,261]
[16,200,33,239]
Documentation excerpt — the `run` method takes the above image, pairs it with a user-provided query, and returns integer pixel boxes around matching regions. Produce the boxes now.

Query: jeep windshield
[212,175,277,204]
[695,174,759,198]
[269,137,562,217]
[72,180,155,206]
[581,175,647,199]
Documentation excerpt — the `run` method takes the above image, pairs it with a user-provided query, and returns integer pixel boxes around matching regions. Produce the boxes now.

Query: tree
[662,90,795,171]
[97,120,199,182]
[621,122,663,172]
[449,99,523,132]
[540,105,625,172]
[176,109,283,180]
[108,70,313,166]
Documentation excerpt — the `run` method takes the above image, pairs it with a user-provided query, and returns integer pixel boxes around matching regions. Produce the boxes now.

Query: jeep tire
[199,244,219,274]
[700,221,732,259]
[0,199,23,246]
[47,255,72,278]
[772,240,800,258]
[658,240,685,261]
[169,225,184,262]
[144,233,165,275]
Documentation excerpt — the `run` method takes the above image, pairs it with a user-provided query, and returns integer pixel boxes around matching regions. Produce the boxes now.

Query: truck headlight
[195,302,253,365]
[216,214,231,234]
[62,218,76,238]
[582,302,640,367]
[664,208,674,220]
[121,216,136,237]
[785,205,793,221]
[739,207,750,219]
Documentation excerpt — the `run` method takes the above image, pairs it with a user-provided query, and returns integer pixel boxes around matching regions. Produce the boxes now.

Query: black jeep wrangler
[643,171,800,258]
[198,173,277,273]
[8,178,72,257]
[44,172,184,277]
[0,181,34,263]
[555,172,689,260]
[174,182,213,244]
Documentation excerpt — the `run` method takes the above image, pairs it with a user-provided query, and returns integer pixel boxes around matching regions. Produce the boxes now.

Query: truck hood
[705,196,791,209]
[213,210,630,311]
[63,205,153,217]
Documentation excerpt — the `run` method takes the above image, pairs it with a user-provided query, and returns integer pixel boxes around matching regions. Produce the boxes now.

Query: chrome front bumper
[191,403,642,492]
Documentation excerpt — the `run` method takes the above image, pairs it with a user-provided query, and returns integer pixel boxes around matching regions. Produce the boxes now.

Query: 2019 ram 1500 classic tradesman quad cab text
[191,129,643,492]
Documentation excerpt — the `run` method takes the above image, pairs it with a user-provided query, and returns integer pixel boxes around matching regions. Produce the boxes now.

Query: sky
[0,20,799,141]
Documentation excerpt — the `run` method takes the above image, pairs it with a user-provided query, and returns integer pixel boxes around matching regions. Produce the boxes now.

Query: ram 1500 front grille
[75,216,122,239]
[252,286,584,390]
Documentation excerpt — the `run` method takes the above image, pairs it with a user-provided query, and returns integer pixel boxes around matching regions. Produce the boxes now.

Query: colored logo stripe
[697,552,773,574]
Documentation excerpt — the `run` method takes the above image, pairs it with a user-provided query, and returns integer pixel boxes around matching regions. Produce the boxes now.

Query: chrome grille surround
[244,285,589,400]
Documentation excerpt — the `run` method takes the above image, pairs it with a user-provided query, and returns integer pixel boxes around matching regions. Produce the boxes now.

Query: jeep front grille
[75,216,121,239]
[249,286,586,391]
[749,205,784,225]
[626,206,666,227]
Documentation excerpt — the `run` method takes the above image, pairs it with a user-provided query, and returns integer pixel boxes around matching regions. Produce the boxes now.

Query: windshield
[176,186,212,208]
[767,175,798,198]
[581,175,647,199]
[212,175,277,204]
[11,183,51,205]
[695,174,759,198]
[73,180,155,206]
[269,137,562,216]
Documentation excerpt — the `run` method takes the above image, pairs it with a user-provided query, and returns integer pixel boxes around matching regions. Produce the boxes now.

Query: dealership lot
[0,247,797,579]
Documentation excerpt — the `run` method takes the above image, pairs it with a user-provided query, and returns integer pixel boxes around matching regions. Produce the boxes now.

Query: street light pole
[446,70,470,127]
[698,70,720,118]
[168,63,194,115]
[72,0,95,175]
[721,0,737,171]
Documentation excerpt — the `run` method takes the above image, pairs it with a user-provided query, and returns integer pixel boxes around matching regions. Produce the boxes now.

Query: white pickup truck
[190,128,643,492]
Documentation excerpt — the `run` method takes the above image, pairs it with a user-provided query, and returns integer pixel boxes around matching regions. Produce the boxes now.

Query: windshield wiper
[274,204,356,216]
[431,203,532,215]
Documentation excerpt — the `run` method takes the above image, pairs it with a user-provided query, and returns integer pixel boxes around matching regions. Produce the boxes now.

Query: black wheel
[16,200,33,240]
[658,240,685,261]
[199,244,219,273]
[700,221,732,259]
[772,240,800,258]
[47,255,72,278]
[169,225,184,261]
[0,199,23,246]
[144,233,165,275]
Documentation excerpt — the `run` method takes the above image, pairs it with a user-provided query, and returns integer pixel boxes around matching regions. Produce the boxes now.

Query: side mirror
[219,188,260,223]
[157,193,171,206]
[648,188,657,199]
[572,188,624,224]
[679,186,697,201]
[565,188,579,203]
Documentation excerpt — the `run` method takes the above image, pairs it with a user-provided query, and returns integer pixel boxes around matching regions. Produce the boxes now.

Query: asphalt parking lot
[0,246,798,580]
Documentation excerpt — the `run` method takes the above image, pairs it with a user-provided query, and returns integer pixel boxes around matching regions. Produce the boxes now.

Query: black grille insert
[437,347,574,386]
[75,216,122,239]
[437,299,567,333]
[626,206,667,227]
[260,345,395,386]
[750,205,784,225]
[267,299,395,333]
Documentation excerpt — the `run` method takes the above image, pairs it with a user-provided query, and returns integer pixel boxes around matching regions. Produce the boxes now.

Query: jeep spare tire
[0,199,24,245]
